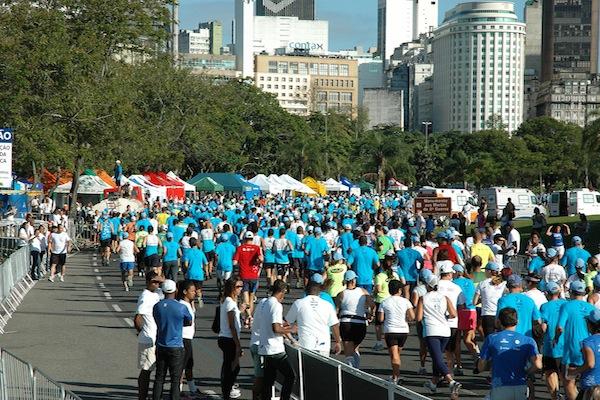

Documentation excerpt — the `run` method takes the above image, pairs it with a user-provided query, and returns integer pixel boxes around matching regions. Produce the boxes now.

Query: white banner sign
[0,128,13,189]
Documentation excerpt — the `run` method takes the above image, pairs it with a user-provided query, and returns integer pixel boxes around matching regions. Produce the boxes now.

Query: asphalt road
[0,251,554,400]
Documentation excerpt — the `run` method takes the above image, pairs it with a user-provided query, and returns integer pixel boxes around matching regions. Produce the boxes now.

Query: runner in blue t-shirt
[569,309,600,398]
[162,232,181,281]
[479,307,541,399]
[556,280,596,400]
[350,236,380,294]
[214,235,236,296]
[539,281,567,400]
[186,237,208,308]
[496,275,541,338]
[305,228,330,282]
[98,214,113,267]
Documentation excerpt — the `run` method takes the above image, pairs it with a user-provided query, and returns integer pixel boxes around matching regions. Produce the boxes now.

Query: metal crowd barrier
[0,247,33,334]
[0,347,81,399]
[66,220,96,251]
[507,254,529,276]
[279,343,432,400]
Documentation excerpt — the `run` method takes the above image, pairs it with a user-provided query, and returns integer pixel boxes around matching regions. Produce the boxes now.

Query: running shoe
[48,276,54,282]
[372,342,385,351]
[423,381,437,393]
[454,367,464,376]
[418,367,427,375]
[295,281,302,289]
[197,299,204,308]
[449,380,462,395]
[229,388,241,399]
[59,274,64,282]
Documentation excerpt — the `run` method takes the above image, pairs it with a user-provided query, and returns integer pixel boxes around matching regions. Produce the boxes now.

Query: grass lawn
[512,215,600,255]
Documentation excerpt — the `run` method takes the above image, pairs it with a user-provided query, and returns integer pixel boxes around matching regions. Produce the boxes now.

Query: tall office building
[235,0,256,77]
[256,0,315,20]
[541,0,594,82]
[253,16,328,55]
[377,0,437,66]
[199,20,223,55]
[378,0,413,65]
[432,2,525,133]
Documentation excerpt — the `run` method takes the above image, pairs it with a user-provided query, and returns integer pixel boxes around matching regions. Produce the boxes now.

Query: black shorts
[543,356,562,373]
[145,254,160,268]
[291,257,305,270]
[100,239,111,249]
[385,333,408,348]
[50,253,66,267]
[111,234,118,242]
[340,322,367,345]
[374,303,383,326]
[482,315,497,337]
[444,328,460,352]
[183,338,194,370]
[276,264,289,276]
[204,250,215,263]
[264,263,275,270]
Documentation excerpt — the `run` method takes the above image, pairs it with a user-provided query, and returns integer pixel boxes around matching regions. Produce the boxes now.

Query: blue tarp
[0,194,29,218]
[188,173,261,199]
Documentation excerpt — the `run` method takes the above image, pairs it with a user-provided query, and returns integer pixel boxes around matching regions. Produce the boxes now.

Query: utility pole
[422,121,432,152]
[171,0,179,64]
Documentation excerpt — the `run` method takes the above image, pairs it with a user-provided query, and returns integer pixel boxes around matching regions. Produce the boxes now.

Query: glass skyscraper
[256,0,315,20]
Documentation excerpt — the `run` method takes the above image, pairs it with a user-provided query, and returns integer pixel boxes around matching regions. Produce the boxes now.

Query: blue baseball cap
[453,264,464,273]
[576,258,586,269]
[593,274,600,289]
[220,233,231,242]
[436,232,447,240]
[571,280,587,295]
[306,225,314,232]
[547,248,558,258]
[333,251,345,261]
[166,232,174,239]
[588,309,600,324]
[314,227,322,235]
[545,281,561,294]
[485,262,502,272]
[421,269,433,279]
[507,274,522,288]
[310,274,324,284]
[573,236,583,244]
[344,270,357,282]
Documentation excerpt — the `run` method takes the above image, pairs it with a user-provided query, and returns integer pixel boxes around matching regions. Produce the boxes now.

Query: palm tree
[357,127,402,192]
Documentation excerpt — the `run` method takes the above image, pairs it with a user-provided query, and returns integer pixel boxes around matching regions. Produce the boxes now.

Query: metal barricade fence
[507,254,529,276]
[0,247,34,334]
[280,343,432,400]
[0,347,81,400]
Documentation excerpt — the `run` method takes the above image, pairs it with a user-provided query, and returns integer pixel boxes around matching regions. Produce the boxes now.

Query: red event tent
[144,172,185,200]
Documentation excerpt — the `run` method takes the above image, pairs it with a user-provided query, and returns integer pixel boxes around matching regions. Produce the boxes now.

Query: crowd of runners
[43,192,600,400]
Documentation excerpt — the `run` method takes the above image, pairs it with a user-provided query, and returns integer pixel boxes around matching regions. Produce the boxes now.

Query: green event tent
[193,177,224,192]
[357,180,375,192]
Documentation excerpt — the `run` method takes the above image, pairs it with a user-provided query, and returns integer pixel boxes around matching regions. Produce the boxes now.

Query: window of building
[267,84,272,89]
[268,61,277,73]
[277,62,288,74]
[340,64,349,77]
[319,64,329,75]
[317,91,327,101]
[290,62,299,74]
[260,76,265,81]
[310,63,319,75]
[328,92,340,102]
[267,76,272,81]
[299,63,308,75]
[329,64,339,76]
[340,92,352,102]
[274,77,279,81]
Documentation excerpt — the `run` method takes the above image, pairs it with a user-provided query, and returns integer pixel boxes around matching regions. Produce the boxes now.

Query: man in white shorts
[134,272,163,400]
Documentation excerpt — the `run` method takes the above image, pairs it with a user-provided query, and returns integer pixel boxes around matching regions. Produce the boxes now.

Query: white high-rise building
[432,2,525,133]
[179,29,210,54]
[377,0,438,66]
[235,0,255,78]
[378,0,413,66]
[413,0,438,38]
[253,16,328,55]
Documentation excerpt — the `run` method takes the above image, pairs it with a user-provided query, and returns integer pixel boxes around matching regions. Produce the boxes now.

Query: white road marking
[96,276,102,281]
[104,292,112,300]
[112,304,122,312]
[98,283,106,288]
[94,268,99,273]
[123,318,134,327]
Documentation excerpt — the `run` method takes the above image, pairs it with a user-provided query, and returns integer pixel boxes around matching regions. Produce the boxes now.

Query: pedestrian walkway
[0,250,552,399]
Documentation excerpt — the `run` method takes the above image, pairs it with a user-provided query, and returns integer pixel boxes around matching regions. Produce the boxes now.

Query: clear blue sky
[179,0,526,50]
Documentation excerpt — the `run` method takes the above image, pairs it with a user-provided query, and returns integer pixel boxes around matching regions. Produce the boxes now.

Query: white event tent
[323,178,349,192]
[278,174,316,195]
[249,174,284,194]
[55,175,112,194]
[129,175,168,201]
[167,171,196,193]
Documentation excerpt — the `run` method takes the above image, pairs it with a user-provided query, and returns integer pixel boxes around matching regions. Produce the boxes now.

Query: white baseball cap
[244,231,254,239]
[162,279,177,294]
[438,260,455,274]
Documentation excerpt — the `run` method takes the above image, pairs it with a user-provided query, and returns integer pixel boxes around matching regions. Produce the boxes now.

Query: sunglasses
[235,285,244,288]
[151,280,161,284]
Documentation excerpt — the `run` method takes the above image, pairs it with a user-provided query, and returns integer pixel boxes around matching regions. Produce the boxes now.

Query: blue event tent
[188,173,261,199]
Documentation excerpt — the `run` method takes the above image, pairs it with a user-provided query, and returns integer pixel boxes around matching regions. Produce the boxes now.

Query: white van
[417,187,478,220]
[548,191,570,217]
[479,187,545,219]
[567,189,600,216]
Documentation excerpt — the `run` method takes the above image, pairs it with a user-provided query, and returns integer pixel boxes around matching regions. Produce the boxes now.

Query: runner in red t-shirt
[233,231,263,317]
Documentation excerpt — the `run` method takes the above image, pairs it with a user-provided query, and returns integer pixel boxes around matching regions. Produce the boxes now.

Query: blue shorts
[120,262,136,272]
[243,279,259,294]
[358,284,373,294]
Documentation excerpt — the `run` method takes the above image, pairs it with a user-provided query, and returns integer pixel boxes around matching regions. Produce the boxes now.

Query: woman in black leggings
[218,278,244,399]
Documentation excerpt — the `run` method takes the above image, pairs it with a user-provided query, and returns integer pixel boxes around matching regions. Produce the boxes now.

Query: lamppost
[422,121,432,152]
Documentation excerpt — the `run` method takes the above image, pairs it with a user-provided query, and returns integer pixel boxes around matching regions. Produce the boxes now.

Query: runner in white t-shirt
[258,280,294,400]
[437,263,465,377]
[116,233,139,291]
[378,279,414,384]
[473,262,506,337]
[48,225,71,282]
[134,272,163,400]
[286,282,341,356]
[218,277,244,400]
